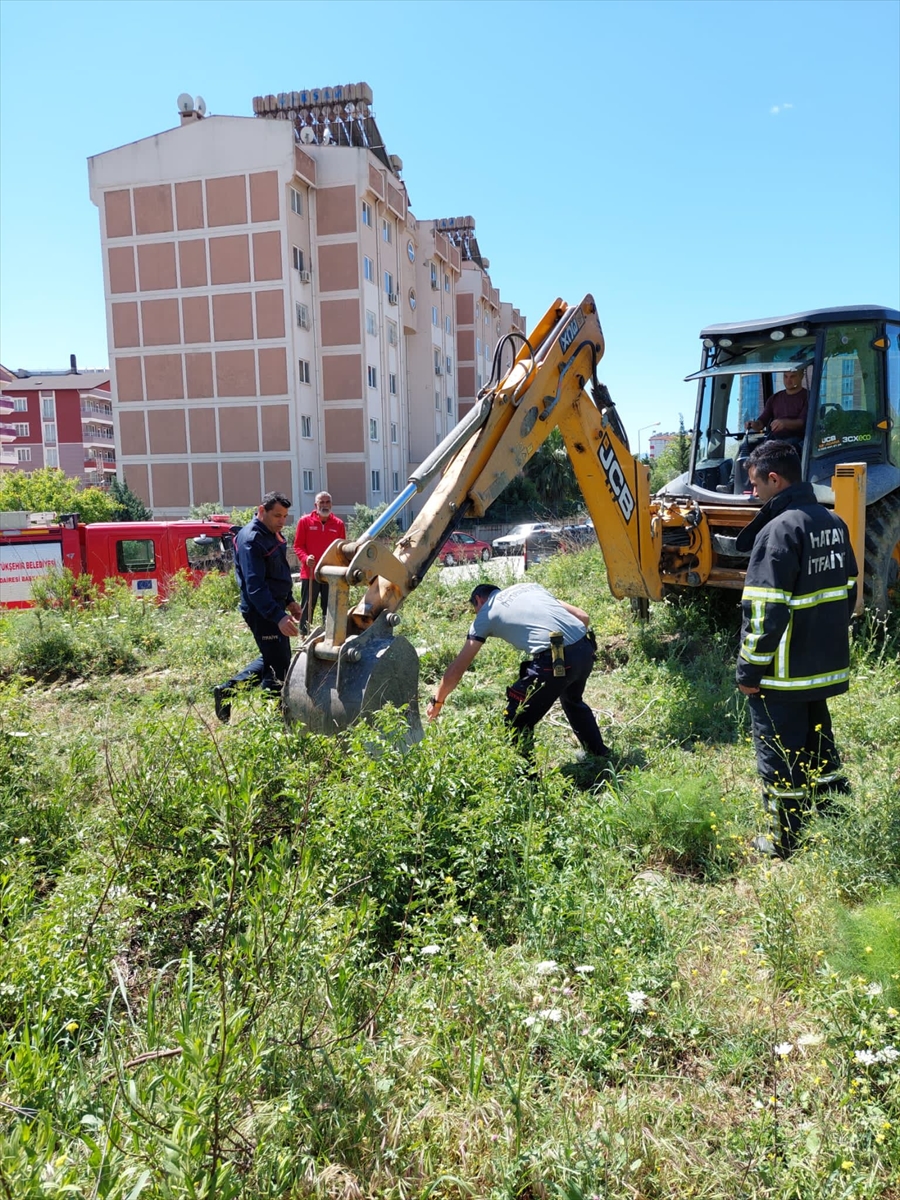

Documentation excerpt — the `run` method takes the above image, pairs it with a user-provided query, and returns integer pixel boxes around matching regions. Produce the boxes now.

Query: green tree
[346,502,400,542]
[0,468,117,524]
[649,416,693,493]
[525,428,581,514]
[108,477,153,521]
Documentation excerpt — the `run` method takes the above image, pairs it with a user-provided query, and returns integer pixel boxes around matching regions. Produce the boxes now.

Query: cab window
[886,322,900,467]
[116,539,157,572]
[811,324,882,457]
[185,535,230,572]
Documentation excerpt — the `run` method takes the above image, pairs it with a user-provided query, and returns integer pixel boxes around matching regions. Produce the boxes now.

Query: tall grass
[0,550,898,1197]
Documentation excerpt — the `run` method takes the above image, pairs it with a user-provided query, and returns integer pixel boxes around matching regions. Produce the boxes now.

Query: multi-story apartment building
[87,85,524,520]
[0,365,17,474]
[0,363,115,482]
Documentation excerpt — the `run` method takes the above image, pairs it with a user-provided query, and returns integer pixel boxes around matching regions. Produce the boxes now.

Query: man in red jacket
[292,491,346,632]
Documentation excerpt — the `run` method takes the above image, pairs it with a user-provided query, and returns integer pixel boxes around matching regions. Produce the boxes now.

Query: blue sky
[1,0,897,438]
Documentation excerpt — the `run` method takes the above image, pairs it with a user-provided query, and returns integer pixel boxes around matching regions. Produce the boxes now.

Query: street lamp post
[637,421,661,460]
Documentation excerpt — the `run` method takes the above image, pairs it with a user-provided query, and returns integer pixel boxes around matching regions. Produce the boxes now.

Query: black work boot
[213,686,232,724]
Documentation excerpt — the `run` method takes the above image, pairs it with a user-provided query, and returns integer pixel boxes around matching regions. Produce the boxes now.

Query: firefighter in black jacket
[735,441,858,857]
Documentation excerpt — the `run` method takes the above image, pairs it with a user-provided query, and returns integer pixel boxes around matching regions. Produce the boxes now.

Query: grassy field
[1,548,898,1199]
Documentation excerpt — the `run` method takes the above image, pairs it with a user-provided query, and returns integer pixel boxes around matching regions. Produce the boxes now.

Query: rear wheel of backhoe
[863,492,900,614]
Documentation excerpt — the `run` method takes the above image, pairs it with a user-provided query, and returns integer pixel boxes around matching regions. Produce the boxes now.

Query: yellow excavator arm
[284,295,670,737]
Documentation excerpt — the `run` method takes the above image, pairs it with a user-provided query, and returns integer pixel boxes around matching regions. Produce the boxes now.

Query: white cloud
[770,102,794,116]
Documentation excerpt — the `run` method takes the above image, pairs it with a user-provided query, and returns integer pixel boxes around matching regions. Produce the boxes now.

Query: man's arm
[736,540,796,693]
[239,536,294,630]
[293,515,308,558]
[426,637,483,720]
[560,600,591,627]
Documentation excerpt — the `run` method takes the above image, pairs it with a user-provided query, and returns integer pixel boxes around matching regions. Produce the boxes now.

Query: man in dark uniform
[735,442,857,856]
[426,581,609,760]
[213,491,304,723]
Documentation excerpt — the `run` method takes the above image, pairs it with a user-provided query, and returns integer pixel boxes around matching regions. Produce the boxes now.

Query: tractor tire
[863,492,900,614]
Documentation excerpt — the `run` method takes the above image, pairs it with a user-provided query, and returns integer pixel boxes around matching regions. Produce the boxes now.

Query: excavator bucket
[283,611,423,745]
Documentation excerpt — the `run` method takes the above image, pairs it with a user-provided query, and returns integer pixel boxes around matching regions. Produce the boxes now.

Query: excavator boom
[284,295,666,737]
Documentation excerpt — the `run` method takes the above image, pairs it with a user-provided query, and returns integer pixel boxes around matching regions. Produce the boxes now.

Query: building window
[477,373,483,388]
[408,289,417,311]
[447,395,452,414]
[369,418,379,441]
[301,414,312,438]
[371,469,381,492]
[435,389,441,411]
[366,310,377,336]
[45,447,59,467]
[290,188,303,216]
[16,447,32,462]
[364,255,374,282]
[292,245,304,272]
[445,315,451,334]
[430,263,438,289]
[476,338,481,355]
[392,470,400,493]
[43,422,56,444]
[434,348,441,374]
[476,304,481,320]
[367,365,377,388]
[382,218,392,243]
[384,271,394,295]
[389,372,397,395]
[407,240,415,263]
[296,303,310,329]
[14,423,28,437]
[302,469,314,492]
[13,396,27,412]
[390,422,398,443]
[361,200,373,226]
[41,397,54,418]
[387,321,398,345]
[445,355,452,375]
[298,359,310,383]
[432,306,439,327]
[444,273,450,293]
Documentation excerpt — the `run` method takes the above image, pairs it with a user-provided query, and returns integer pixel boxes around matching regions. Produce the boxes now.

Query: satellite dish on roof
[299,126,316,144]
[196,95,207,116]
[177,93,194,114]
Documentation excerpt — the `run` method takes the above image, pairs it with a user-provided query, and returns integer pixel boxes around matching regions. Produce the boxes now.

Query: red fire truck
[0,513,235,608]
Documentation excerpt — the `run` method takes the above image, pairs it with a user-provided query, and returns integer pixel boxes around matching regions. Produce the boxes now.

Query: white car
[491,521,557,556]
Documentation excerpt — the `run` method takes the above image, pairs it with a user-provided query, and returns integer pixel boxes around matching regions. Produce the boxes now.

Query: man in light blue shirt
[426,582,609,760]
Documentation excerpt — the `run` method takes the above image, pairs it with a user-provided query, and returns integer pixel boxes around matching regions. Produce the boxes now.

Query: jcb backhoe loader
[284,296,900,738]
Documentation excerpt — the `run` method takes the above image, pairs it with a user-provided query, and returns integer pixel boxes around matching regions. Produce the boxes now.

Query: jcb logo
[598,437,634,522]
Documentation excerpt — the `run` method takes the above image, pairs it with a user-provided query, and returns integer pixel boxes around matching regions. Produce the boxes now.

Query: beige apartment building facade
[88,87,524,520]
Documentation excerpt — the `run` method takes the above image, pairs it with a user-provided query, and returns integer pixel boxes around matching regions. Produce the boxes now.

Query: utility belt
[532,632,595,675]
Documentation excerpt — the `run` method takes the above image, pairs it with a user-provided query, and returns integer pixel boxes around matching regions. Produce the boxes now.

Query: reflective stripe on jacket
[736,482,858,700]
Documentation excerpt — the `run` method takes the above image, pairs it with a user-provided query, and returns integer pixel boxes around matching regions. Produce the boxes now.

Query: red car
[439,531,492,566]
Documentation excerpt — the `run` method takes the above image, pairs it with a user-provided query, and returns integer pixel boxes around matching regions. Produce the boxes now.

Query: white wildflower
[876,1046,899,1064]
[626,990,648,1013]
[774,1042,794,1057]
[797,1032,823,1047]
[853,1049,878,1066]
[419,944,440,956]
[574,965,595,975]
[866,981,884,997]
[534,960,558,976]
[523,1015,538,1028]
[539,1008,563,1023]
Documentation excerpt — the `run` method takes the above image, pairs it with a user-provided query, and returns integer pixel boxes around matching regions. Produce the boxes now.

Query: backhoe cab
[659,305,900,610]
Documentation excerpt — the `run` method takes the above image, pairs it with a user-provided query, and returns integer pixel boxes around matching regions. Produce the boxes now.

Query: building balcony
[81,403,114,422]
[83,428,115,443]
[84,454,116,471]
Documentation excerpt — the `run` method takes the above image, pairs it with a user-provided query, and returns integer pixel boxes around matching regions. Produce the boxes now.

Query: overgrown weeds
[1,549,898,1197]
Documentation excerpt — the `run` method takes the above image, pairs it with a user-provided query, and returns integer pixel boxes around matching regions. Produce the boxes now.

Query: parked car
[439,531,492,566]
[523,523,596,568]
[491,521,557,556]
[560,523,597,547]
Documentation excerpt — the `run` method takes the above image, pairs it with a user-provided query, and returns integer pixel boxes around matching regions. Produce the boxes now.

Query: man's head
[782,369,805,393]
[745,440,801,502]
[258,490,292,534]
[314,492,333,521]
[469,583,500,612]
